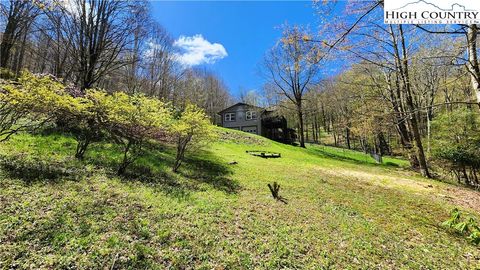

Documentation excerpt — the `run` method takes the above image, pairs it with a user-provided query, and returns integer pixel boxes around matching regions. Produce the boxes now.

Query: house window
[246,111,257,120]
[225,113,236,122]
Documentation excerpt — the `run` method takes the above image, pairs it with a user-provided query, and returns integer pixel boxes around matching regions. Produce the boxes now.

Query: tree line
[261,1,480,185]
[0,0,232,119]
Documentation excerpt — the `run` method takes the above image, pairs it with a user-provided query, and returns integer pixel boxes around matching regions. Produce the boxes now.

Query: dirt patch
[217,130,267,145]
[439,187,480,214]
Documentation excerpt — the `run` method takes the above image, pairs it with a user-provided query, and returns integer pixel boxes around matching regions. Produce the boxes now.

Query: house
[217,102,296,144]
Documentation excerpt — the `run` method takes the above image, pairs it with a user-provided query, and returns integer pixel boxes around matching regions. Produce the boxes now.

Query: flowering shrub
[171,104,216,172]
[99,92,173,175]
[0,71,79,141]
[0,72,216,175]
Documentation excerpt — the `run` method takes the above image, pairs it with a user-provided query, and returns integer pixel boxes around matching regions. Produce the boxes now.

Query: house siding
[219,104,262,135]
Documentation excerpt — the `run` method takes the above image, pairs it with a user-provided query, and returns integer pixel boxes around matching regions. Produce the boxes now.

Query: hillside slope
[1,128,479,269]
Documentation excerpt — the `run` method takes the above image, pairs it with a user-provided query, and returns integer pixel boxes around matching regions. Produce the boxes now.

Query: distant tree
[0,0,39,70]
[58,0,138,91]
[263,26,324,147]
[413,24,480,110]
[201,72,232,121]
[239,88,263,107]
[173,68,232,121]
[142,23,178,98]
[122,0,150,94]
[38,3,76,79]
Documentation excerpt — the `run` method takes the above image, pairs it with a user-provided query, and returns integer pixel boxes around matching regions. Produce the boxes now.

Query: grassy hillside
[1,128,479,269]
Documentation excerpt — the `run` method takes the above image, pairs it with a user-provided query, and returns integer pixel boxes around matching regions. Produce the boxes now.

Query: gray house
[217,102,296,143]
[218,103,263,134]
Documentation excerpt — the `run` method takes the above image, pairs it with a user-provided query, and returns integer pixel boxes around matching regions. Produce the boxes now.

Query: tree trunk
[398,25,431,178]
[173,135,191,172]
[296,101,306,148]
[0,17,17,69]
[320,103,327,132]
[305,116,309,143]
[14,26,29,75]
[377,132,390,156]
[466,24,480,110]
[118,140,133,175]
[426,110,431,155]
[345,127,351,149]
[75,139,90,159]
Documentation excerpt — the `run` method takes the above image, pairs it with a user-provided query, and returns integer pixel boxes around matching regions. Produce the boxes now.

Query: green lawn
[0,128,479,269]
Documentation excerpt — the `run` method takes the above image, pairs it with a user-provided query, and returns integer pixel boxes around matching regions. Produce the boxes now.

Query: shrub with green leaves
[0,72,218,177]
[442,208,480,245]
[0,68,16,80]
[171,103,216,172]
[58,89,107,159]
[0,71,79,141]
[99,91,173,175]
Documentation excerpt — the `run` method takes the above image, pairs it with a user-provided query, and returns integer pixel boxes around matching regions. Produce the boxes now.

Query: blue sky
[151,1,322,98]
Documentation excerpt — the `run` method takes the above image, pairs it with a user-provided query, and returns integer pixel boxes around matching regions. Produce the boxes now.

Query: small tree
[171,104,216,173]
[59,89,110,159]
[102,92,172,175]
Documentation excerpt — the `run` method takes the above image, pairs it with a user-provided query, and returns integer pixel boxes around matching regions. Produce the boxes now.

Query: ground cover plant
[1,128,480,269]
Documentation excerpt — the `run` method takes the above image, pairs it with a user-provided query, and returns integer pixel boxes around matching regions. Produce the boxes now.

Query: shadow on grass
[179,150,240,194]
[0,132,240,197]
[0,153,89,184]
[87,141,240,197]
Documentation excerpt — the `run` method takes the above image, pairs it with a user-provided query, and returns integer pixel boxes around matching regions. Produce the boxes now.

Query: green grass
[0,128,479,269]
[306,143,410,168]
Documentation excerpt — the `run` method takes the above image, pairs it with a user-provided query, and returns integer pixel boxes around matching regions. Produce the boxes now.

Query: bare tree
[142,23,178,99]
[311,1,435,176]
[239,88,263,107]
[122,0,150,94]
[173,68,232,122]
[263,26,324,147]
[391,25,430,177]
[58,0,137,91]
[0,0,39,70]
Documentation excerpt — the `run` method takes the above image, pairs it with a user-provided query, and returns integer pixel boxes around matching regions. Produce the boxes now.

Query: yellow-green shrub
[97,91,173,175]
[0,71,80,141]
[0,72,216,176]
[171,103,216,172]
[0,68,16,80]
[58,89,103,159]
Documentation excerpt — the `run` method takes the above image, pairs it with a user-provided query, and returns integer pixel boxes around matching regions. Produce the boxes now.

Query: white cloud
[173,35,227,66]
[60,0,88,17]
[144,40,165,60]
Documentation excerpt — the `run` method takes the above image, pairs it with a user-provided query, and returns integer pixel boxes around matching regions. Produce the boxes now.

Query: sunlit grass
[0,129,479,269]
